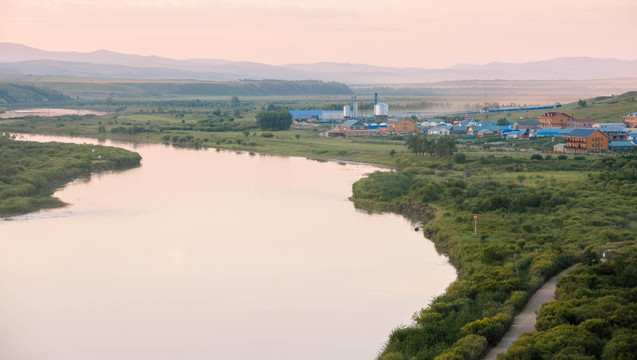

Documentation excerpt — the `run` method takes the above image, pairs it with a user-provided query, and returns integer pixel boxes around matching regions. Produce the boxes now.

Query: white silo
[343,105,351,119]
[374,102,389,121]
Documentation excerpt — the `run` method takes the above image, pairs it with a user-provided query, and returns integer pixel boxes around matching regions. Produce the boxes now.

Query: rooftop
[610,141,635,147]
[341,120,365,127]
[568,128,603,138]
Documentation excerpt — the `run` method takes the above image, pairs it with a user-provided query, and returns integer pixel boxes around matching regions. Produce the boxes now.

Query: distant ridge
[1,43,637,84]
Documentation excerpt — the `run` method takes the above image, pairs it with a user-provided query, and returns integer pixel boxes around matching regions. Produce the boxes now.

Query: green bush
[435,335,488,360]
[453,153,467,164]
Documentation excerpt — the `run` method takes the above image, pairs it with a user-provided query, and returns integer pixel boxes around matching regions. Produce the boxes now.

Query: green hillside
[0,84,71,104]
[0,77,353,100]
[471,91,637,123]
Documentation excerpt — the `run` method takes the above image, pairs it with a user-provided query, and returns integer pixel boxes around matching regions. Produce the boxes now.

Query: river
[0,134,456,360]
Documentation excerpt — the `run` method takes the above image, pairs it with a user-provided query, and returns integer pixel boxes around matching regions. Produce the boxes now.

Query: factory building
[290,110,343,123]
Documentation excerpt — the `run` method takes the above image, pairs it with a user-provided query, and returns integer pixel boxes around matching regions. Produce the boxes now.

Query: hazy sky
[1,0,636,68]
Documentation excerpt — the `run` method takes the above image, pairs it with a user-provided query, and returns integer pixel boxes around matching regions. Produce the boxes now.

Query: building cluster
[315,110,637,153]
[325,118,419,138]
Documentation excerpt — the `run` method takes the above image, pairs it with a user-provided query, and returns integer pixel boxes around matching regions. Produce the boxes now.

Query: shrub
[435,335,488,360]
[460,315,506,345]
[454,153,467,163]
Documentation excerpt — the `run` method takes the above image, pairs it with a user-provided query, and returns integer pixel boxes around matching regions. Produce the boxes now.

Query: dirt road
[482,264,578,360]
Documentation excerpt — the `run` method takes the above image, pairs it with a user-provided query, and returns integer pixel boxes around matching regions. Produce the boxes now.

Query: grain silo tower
[352,96,358,119]
[374,102,389,121]
[343,105,351,120]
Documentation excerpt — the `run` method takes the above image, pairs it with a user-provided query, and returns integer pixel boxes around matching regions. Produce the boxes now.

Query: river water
[0,134,456,360]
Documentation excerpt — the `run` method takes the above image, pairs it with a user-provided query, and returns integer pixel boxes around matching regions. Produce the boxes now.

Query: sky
[1,0,636,68]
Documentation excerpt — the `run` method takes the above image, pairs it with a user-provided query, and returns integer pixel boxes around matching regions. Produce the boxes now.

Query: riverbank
[0,134,141,217]
[350,152,636,360]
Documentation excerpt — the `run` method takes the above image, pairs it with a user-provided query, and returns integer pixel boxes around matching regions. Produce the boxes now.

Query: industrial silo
[374,102,389,121]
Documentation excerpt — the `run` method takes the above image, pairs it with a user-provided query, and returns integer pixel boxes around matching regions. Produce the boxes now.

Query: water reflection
[0,134,456,360]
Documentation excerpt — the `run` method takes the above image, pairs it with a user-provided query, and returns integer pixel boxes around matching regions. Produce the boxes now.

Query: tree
[497,118,508,126]
[230,96,240,105]
[433,136,457,157]
[256,109,293,131]
[406,134,456,157]
[406,133,430,155]
[578,99,588,107]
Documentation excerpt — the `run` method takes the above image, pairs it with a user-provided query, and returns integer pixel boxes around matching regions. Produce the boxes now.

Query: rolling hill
[2,43,637,84]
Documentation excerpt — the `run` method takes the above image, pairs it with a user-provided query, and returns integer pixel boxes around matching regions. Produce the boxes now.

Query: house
[540,112,573,128]
[598,127,630,141]
[387,118,418,134]
[554,143,566,153]
[476,128,497,137]
[514,120,540,130]
[623,113,637,128]
[515,128,532,139]
[454,119,474,127]
[535,127,573,138]
[593,122,626,128]
[326,120,380,138]
[326,120,372,138]
[565,129,609,153]
[572,119,594,128]
[501,129,521,139]
[467,126,480,136]
[609,141,636,152]
[422,118,445,127]
[428,126,450,136]
[340,120,366,130]
[451,125,468,135]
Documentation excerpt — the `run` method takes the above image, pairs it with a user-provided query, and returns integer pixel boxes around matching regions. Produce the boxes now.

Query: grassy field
[470,91,637,124]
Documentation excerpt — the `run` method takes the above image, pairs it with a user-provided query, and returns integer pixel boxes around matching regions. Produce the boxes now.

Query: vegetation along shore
[0,134,141,216]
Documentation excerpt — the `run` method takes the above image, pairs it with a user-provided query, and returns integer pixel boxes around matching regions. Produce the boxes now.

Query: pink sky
[1,0,636,68]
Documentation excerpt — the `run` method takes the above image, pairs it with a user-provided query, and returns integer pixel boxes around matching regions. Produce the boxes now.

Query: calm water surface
[0,134,456,360]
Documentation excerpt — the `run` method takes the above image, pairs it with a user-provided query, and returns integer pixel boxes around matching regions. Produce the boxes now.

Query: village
[292,99,637,153]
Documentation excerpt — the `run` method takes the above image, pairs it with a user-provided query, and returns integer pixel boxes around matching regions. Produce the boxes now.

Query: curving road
[482,264,578,360]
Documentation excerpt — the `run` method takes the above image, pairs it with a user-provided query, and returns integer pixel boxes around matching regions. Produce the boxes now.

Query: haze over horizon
[2,0,636,69]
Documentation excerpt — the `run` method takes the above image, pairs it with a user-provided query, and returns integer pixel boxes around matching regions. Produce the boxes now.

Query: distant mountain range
[1,43,637,84]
